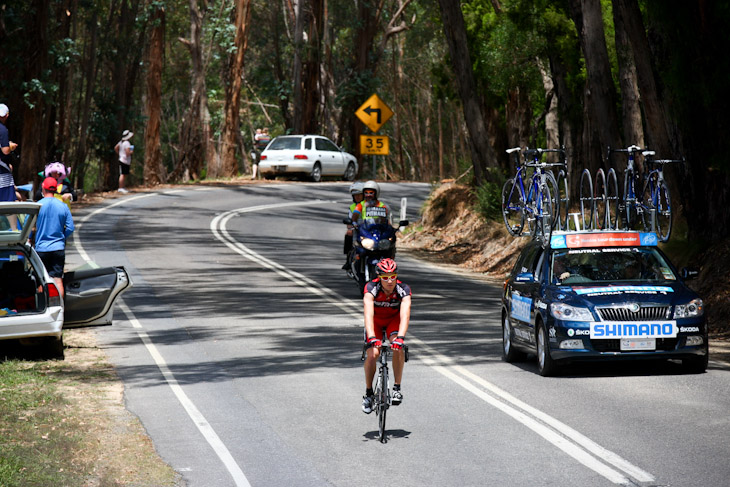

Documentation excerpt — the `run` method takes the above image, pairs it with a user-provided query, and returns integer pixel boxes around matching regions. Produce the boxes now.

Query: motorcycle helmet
[363,180,380,199]
[44,161,69,180]
[349,181,364,196]
[376,258,398,275]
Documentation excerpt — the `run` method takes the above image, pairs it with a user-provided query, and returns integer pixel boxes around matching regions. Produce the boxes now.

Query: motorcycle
[343,217,408,291]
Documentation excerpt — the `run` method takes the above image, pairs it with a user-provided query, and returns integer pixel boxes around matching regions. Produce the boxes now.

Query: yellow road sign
[360,135,389,155]
[355,94,394,133]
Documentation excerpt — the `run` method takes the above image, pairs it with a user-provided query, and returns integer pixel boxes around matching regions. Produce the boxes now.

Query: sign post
[355,94,394,178]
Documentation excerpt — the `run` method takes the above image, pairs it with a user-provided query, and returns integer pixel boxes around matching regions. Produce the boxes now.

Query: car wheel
[502,313,527,362]
[343,162,356,181]
[310,163,322,182]
[536,323,558,377]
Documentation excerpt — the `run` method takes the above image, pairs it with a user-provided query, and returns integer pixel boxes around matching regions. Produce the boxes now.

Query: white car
[259,135,358,182]
[0,202,131,358]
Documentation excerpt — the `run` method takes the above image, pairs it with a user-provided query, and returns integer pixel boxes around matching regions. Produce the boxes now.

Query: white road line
[75,191,252,487]
[212,202,656,486]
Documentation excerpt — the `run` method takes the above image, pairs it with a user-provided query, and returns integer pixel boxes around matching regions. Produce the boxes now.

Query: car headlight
[674,299,704,318]
[361,238,375,250]
[550,303,593,321]
[378,239,392,250]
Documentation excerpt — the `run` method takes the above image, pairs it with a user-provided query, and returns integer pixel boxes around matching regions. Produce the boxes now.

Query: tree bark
[143,5,166,186]
[569,0,621,173]
[436,0,498,185]
[220,0,253,177]
[612,0,644,149]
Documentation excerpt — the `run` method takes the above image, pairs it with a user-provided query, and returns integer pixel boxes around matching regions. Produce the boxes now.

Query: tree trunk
[436,0,498,185]
[73,8,99,193]
[569,0,621,173]
[220,0,253,177]
[301,0,323,134]
[612,1,644,149]
[143,5,166,186]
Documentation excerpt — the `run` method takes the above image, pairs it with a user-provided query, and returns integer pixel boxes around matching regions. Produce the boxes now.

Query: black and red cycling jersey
[364,278,412,322]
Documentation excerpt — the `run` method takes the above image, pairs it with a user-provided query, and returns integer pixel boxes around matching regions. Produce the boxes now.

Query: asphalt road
[69,182,730,487]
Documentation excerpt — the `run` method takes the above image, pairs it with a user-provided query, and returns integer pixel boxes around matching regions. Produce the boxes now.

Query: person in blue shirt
[35,177,75,299]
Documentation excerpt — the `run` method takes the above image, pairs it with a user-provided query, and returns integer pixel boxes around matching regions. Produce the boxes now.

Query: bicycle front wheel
[641,173,658,233]
[622,169,636,229]
[537,183,554,246]
[502,178,524,236]
[556,170,570,231]
[579,169,594,230]
[594,169,607,229]
[606,168,619,230]
[377,366,389,443]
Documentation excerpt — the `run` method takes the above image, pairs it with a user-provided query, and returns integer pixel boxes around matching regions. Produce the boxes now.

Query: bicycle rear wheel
[606,168,619,230]
[594,169,607,229]
[502,178,524,236]
[655,180,672,241]
[641,173,658,233]
[579,169,594,230]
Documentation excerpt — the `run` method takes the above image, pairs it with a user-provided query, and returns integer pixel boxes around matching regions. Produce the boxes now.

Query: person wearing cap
[114,130,134,193]
[35,177,75,299]
[0,103,19,202]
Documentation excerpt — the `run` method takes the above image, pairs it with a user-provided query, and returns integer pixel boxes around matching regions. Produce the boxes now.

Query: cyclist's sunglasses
[379,274,397,281]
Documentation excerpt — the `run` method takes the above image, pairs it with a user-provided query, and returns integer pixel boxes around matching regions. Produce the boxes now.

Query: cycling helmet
[44,161,68,179]
[376,258,398,275]
[349,181,364,195]
[363,180,380,198]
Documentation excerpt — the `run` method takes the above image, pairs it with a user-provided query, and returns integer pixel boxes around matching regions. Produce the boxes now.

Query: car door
[315,137,344,175]
[63,266,132,327]
[509,244,544,348]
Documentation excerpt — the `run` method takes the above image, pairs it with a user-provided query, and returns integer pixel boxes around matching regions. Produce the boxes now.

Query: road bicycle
[607,145,651,231]
[501,147,560,245]
[639,152,683,242]
[361,332,409,443]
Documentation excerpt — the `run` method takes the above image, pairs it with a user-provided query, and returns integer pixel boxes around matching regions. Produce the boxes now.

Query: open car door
[63,265,132,327]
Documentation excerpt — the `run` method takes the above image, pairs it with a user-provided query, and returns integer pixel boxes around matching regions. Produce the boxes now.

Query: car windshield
[550,247,676,285]
[266,136,302,150]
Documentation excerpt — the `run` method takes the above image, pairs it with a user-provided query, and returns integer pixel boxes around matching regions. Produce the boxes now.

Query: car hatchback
[501,231,707,376]
[0,202,131,358]
[259,135,358,182]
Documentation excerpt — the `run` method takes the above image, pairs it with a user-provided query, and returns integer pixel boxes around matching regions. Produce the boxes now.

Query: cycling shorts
[366,314,401,340]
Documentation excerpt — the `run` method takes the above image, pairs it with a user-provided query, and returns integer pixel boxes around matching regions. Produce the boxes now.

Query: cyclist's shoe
[391,389,403,406]
[362,395,374,414]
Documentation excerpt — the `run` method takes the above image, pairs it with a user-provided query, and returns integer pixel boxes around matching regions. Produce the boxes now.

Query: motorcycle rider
[351,180,391,225]
[343,182,364,270]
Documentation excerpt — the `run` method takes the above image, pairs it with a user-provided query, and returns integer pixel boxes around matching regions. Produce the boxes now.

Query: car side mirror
[515,272,535,282]
[399,220,409,227]
[343,217,353,225]
[681,267,699,280]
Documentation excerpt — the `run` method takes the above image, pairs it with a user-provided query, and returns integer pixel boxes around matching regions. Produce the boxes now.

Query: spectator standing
[35,177,75,299]
[252,127,271,179]
[114,130,134,193]
[0,103,19,202]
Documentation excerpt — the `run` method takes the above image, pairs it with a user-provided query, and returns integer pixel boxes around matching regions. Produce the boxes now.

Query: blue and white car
[501,231,707,376]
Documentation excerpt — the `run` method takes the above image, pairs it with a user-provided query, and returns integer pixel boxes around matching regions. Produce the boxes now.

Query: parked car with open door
[0,203,131,358]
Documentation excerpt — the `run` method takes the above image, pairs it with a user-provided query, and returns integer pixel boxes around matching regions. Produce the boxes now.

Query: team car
[501,231,707,376]
[0,203,131,358]
[258,135,358,182]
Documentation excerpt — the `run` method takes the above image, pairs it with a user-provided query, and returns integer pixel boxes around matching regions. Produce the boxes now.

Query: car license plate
[273,165,287,172]
[620,338,656,351]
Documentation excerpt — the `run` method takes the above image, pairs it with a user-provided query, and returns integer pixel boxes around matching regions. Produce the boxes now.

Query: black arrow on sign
[363,106,382,124]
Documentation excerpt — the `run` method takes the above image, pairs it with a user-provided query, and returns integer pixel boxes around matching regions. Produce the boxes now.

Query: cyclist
[362,257,412,414]
[342,181,364,270]
[351,180,391,225]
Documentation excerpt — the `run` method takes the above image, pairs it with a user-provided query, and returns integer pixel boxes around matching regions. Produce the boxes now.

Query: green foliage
[472,169,506,221]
